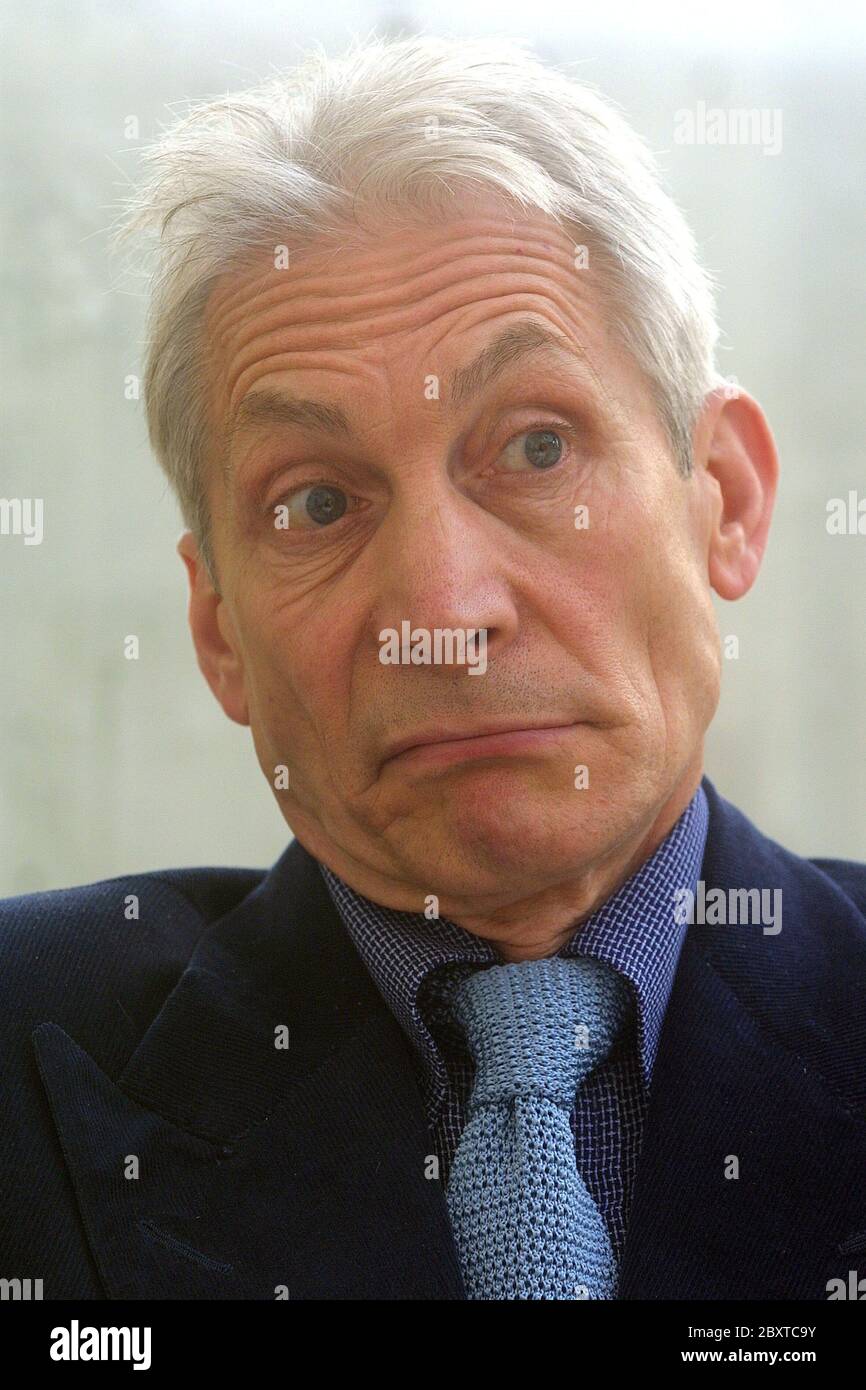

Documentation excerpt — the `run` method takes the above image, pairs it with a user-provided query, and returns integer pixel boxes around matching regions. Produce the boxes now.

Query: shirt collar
[320,783,708,1104]
[555,783,708,1083]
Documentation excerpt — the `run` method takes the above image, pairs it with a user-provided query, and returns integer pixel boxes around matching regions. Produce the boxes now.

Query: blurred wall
[2,0,864,892]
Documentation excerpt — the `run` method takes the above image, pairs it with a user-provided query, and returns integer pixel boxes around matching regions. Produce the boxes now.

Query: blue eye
[306,485,347,524]
[500,428,565,472]
[284,483,348,528]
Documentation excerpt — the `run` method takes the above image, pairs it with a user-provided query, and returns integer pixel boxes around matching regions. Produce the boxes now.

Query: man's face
[198,200,723,916]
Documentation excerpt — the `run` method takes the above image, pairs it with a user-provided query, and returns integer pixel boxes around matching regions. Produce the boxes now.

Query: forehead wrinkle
[204,222,584,395]
[222,320,589,466]
[207,216,506,301]
[220,325,601,497]
[215,307,623,498]
[216,267,599,424]
[206,218,616,476]
[208,220,575,322]
[205,229,579,358]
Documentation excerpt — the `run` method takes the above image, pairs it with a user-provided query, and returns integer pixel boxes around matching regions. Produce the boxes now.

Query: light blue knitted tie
[444,955,631,1300]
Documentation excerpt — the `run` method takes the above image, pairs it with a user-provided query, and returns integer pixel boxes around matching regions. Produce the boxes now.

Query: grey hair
[114,32,722,582]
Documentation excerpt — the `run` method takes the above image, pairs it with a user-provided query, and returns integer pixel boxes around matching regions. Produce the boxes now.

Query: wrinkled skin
[180,196,778,959]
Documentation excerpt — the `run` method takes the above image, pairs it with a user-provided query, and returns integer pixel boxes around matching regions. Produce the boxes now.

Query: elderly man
[2,35,864,1303]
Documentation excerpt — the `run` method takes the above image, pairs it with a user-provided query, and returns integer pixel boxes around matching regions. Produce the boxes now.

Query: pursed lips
[383,721,579,769]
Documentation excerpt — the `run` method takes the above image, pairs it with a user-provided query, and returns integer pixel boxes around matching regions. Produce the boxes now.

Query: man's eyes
[273,424,576,533]
[496,424,570,473]
[286,484,348,528]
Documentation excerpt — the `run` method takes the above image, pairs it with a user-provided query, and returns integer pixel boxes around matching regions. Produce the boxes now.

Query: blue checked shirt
[320,783,708,1266]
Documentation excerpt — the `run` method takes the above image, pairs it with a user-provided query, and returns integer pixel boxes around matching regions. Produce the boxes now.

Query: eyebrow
[226,318,580,451]
[449,319,576,409]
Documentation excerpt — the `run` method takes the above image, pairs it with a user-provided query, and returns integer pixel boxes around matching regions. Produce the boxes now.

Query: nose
[369,484,519,673]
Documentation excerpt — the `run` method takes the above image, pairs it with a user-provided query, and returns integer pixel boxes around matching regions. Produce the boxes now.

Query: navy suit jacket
[2,777,865,1300]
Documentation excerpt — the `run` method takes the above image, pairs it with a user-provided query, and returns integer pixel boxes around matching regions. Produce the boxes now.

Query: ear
[177,532,250,726]
[693,385,780,600]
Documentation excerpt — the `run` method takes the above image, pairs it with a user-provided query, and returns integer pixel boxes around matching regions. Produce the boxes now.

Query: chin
[437,773,608,881]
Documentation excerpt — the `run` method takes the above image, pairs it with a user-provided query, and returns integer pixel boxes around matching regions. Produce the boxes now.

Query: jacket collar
[618,778,866,1298]
[34,777,866,1299]
[33,840,465,1299]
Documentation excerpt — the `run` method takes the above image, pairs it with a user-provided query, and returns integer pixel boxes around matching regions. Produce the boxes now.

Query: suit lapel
[619,779,866,1299]
[33,841,465,1299]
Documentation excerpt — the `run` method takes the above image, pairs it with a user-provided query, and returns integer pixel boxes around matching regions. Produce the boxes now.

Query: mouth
[383,721,580,769]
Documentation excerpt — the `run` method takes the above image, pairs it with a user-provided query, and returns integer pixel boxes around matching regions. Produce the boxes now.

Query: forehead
[207,204,608,386]
[200,203,643,449]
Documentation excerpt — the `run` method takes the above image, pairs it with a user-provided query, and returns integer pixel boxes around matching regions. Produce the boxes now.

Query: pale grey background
[2,0,864,893]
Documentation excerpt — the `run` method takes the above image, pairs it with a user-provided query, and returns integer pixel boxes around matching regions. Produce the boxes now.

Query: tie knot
[448,956,631,1109]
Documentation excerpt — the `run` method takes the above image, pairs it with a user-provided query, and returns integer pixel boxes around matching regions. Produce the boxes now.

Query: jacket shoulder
[808,855,866,915]
[0,866,264,1075]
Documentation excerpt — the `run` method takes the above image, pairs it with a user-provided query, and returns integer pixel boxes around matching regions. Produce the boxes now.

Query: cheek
[640,528,722,735]
[542,500,661,676]
[231,594,303,730]
[543,479,717,711]
[239,589,358,748]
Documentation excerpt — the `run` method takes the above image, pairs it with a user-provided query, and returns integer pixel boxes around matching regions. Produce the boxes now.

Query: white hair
[115,32,722,578]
